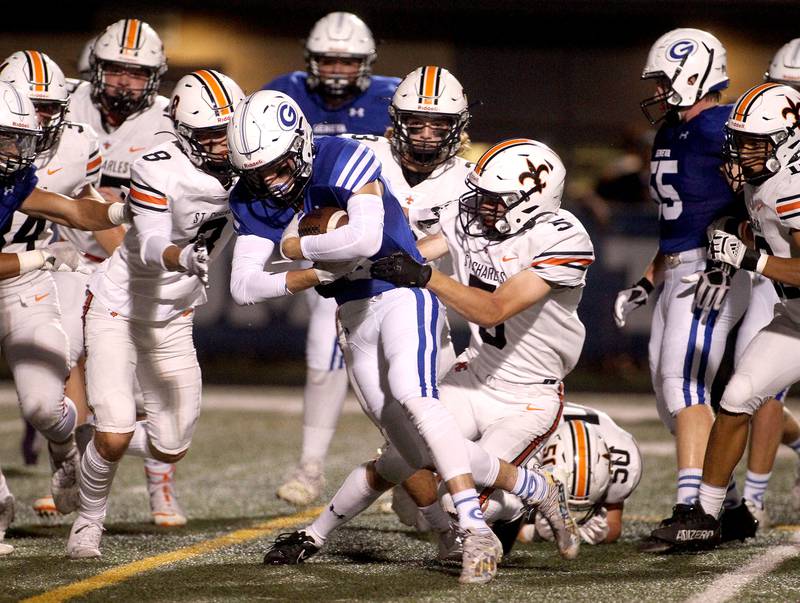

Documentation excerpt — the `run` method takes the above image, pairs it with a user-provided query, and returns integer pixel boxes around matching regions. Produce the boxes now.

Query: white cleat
[67,515,103,559]
[51,445,80,514]
[276,461,325,506]
[527,465,580,560]
[436,523,463,562]
[745,498,771,529]
[33,495,60,518]
[459,528,502,584]
[146,464,187,527]
[0,493,15,554]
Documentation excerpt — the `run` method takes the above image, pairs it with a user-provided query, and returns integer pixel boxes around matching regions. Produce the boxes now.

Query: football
[298,206,349,236]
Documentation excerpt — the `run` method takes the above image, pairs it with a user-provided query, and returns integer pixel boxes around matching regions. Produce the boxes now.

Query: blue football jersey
[0,166,38,241]
[262,71,399,136]
[650,105,739,254]
[229,182,296,244]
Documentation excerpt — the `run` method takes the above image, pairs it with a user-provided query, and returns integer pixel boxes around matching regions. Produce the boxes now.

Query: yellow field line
[22,507,323,603]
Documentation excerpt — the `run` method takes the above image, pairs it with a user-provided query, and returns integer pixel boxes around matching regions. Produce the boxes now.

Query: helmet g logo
[668,40,697,61]
[519,159,549,193]
[278,102,297,131]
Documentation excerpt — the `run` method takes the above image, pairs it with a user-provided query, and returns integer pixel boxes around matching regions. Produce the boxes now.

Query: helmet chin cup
[494,218,511,234]
[766,156,781,173]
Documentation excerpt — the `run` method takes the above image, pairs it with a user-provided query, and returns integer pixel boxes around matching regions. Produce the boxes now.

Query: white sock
[698,482,727,519]
[419,501,452,533]
[452,489,489,532]
[300,368,349,466]
[401,396,471,481]
[79,440,118,523]
[126,421,153,459]
[511,467,547,504]
[743,471,771,510]
[788,436,800,456]
[723,478,742,509]
[677,468,703,505]
[308,463,383,542]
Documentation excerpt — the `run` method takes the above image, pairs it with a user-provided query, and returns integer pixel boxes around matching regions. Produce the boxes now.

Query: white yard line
[683,544,800,603]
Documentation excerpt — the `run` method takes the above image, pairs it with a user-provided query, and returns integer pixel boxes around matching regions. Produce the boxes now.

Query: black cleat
[650,504,721,551]
[720,499,758,543]
[491,514,526,556]
[263,530,321,565]
[639,504,699,553]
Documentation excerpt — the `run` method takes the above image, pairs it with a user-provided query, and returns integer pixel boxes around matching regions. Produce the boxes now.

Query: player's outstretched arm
[416,232,450,262]
[20,185,125,231]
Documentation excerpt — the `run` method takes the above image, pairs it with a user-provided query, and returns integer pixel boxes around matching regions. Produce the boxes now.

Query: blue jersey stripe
[334,144,367,188]
[347,156,379,192]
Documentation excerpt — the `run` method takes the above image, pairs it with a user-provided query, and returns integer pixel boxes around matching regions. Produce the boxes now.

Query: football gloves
[681,261,735,312]
[179,234,209,287]
[613,277,654,328]
[370,251,432,287]
[708,229,765,273]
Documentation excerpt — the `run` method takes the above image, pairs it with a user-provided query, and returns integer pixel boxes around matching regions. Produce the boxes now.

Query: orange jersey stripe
[778,199,800,214]
[27,51,45,92]
[86,156,102,171]
[734,83,779,121]
[573,421,589,498]
[125,19,140,50]
[530,257,593,267]
[130,188,167,206]
[475,138,532,175]
[196,70,231,115]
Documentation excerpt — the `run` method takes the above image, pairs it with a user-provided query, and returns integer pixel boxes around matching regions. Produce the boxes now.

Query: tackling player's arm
[281,180,384,261]
[416,232,450,262]
[20,185,125,231]
[708,228,800,286]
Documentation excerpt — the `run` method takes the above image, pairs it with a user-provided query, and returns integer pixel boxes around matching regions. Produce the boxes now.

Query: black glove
[370,252,432,287]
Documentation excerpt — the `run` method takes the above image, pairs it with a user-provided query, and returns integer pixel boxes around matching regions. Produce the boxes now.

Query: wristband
[17,250,46,274]
[740,248,766,273]
[636,277,654,294]
[108,202,126,226]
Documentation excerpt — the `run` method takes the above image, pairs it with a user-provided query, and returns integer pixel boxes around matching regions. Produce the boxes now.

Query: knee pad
[24,395,76,443]
[721,373,760,415]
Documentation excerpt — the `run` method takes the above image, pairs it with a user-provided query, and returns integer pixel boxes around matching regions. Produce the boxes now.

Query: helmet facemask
[0,127,39,179]
[176,122,232,179]
[238,135,312,210]
[32,98,69,153]
[640,74,684,125]
[724,127,791,186]
[91,59,161,120]
[459,184,536,243]
[306,53,373,97]
[390,109,467,170]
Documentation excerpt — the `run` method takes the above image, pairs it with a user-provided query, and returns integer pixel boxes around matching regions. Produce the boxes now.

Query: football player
[66,18,188,526]
[229,93,578,583]
[652,83,800,550]
[613,29,759,546]
[66,70,244,559]
[0,80,127,517]
[371,138,592,560]
[261,11,399,506]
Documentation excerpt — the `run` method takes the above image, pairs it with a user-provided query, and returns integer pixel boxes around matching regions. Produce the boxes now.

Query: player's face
[195,126,229,160]
[316,56,361,82]
[32,100,63,130]
[736,135,770,180]
[102,62,151,101]
[0,130,38,173]
[405,115,452,146]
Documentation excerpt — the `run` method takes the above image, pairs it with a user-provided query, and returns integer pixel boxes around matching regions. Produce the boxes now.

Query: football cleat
[649,504,720,551]
[145,463,187,527]
[50,445,80,514]
[743,498,769,530]
[490,514,525,556]
[526,466,580,560]
[67,515,103,559]
[720,500,759,543]
[459,528,502,585]
[263,530,321,565]
[276,462,325,506]
[639,503,694,553]
[435,524,463,562]
[33,495,60,518]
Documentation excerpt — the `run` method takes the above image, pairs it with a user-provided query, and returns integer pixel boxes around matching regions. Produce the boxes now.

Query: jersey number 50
[650,159,683,220]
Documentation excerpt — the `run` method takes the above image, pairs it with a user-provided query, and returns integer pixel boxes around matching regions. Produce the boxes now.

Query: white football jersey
[89,141,234,322]
[439,205,594,384]
[341,134,473,238]
[66,81,174,199]
[558,402,642,506]
[745,164,800,324]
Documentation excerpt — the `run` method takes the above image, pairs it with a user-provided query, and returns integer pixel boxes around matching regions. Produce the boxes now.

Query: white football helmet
[0,51,69,153]
[765,39,800,90]
[77,36,96,81]
[641,28,728,124]
[389,66,470,170]
[540,420,612,524]
[170,70,244,178]
[90,18,167,117]
[724,83,800,186]
[0,81,41,178]
[460,138,565,241]
[305,12,376,96]
[227,90,313,208]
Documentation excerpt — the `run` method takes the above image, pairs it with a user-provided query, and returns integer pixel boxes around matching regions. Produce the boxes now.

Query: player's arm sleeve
[230,234,291,304]
[128,161,174,270]
[299,144,384,261]
[528,226,595,287]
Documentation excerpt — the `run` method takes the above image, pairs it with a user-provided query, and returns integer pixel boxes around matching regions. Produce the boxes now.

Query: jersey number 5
[468,274,507,349]
[650,159,683,220]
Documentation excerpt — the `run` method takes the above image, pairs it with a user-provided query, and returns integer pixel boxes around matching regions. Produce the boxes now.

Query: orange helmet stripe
[26,51,46,92]
[474,138,533,175]
[124,19,141,50]
[572,421,589,499]
[733,83,781,122]
[194,70,232,116]
[420,65,440,106]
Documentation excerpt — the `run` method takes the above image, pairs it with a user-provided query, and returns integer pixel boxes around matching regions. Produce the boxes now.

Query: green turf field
[1,389,799,602]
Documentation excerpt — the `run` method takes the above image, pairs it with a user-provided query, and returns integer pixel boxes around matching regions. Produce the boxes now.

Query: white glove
[45,242,81,272]
[613,277,654,327]
[279,212,302,260]
[533,511,555,542]
[179,237,209,287]
[708,229,766,273]
[578,507,609,545]
[681,261,734,312]
[312,259,361,284]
